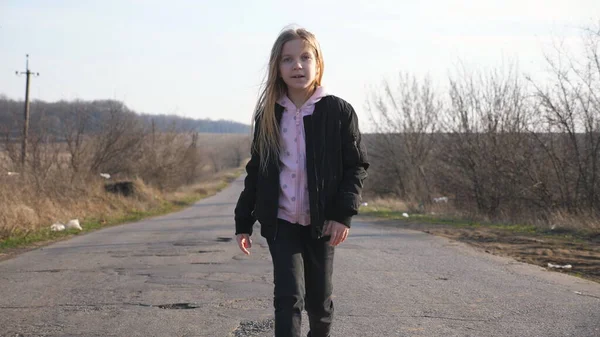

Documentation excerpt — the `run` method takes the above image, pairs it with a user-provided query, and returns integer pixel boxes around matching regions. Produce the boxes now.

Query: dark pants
[267,219,335,337]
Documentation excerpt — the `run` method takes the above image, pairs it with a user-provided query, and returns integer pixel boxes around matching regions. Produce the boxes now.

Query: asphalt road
[1,176,599,337]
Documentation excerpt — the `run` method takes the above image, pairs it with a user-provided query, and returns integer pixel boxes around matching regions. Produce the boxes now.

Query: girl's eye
[282,57,292,63]
[302,54,312,60]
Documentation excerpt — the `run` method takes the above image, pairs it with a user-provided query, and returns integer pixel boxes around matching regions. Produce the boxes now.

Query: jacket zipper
[295,108,301,224]
[310,112,322,239]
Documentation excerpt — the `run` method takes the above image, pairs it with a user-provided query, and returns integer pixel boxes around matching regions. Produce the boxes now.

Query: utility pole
[15,54,39,168]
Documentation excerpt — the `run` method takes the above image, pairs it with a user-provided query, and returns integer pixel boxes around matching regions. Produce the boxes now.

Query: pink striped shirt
[276,87,327,226]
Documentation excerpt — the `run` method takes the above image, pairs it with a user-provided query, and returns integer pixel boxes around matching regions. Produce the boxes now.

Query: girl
[234,26,369,337]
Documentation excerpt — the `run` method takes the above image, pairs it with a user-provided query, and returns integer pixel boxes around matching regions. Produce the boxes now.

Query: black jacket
[234,95,369,240]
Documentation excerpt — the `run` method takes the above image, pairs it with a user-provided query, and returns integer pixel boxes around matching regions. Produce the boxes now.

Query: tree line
[0,97,250,192]
[0,97,250,139]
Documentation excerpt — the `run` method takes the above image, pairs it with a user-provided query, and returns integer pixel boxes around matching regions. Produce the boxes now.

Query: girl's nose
[293,60,302,70]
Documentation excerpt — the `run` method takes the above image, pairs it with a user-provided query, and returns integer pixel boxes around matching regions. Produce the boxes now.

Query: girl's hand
[236,234,252,255]
[323,220,349,247]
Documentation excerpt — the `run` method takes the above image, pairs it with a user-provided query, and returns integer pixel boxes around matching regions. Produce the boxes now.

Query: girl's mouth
[291,75,305,79]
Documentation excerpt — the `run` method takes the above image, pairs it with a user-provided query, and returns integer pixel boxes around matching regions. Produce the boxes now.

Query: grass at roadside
[0,168,242,256]
[360,205,593,240]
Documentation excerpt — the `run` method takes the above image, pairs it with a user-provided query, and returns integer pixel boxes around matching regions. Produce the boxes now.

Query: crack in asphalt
[0,302,157,309]
[575,292,600,300]
[342,313,493,322]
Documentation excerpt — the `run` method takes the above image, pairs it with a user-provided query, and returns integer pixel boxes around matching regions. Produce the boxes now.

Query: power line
[15,54,40,168]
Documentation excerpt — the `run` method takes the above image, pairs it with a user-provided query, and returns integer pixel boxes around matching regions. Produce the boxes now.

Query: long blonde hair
[252,27,324,173]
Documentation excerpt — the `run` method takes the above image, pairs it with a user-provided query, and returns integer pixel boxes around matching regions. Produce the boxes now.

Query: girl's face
[279,39,319,93]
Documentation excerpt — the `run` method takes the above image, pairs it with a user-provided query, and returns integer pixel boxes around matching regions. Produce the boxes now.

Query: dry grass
[0,173,162,239]
[0,168,246,241]
[541,210,600,233]
[362,197,410,212]
[0,132,250,242]
[0,166,244,258]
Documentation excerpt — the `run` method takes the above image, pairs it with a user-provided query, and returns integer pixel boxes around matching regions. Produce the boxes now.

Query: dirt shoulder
[360,215,600,283]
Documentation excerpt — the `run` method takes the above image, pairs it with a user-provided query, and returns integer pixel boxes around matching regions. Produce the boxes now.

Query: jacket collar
[275,95,330,121]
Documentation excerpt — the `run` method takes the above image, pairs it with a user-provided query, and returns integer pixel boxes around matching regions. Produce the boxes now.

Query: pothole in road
[216,237,233,243]
[30,269,63,273]
[198,249,225,254]
[233,319,274,337]
[157,303,201,310]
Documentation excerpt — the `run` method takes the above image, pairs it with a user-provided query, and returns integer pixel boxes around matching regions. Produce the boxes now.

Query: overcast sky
[1,0,598,129]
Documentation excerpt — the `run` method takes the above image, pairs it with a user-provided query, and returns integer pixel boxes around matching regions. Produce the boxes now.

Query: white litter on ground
[66,219,83,231]
[547,263,572,269]
[50,223,65,231]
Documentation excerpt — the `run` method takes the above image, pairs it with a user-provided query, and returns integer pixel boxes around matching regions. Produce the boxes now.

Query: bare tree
[182,132,202,185]
[438,62,534,218]
[26,111,61,189]
[366,73,441,204]
[528,24,600,214]
[88,101,146,175]
[230,136,250,168]
[62,101,92,179]
[0,106,22,169]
